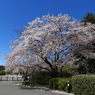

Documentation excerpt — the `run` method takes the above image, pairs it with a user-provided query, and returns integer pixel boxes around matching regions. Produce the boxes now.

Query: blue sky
[0,0,95,65]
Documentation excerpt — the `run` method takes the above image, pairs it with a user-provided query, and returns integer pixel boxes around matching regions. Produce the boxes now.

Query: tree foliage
[82,12,95,24]
[0,65,5,71]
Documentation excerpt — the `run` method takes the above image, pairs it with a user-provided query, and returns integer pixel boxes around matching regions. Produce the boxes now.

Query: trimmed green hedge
[72,74,95,95]
[49,78,58,89]
[32,71,51,85]
[49,78,72,92]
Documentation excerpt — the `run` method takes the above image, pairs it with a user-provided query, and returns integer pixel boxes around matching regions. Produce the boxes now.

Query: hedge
[31,71,52,85]
[72,74,95,95]
[49,77,72,92]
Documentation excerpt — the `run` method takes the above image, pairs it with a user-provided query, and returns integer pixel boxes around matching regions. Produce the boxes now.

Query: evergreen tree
[82,12,95,25]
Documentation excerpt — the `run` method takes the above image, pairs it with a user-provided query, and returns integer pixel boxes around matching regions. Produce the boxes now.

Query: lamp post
[67,80,70,93]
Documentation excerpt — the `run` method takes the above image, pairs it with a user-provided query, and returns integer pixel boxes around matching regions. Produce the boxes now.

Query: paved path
[0,81,69,95]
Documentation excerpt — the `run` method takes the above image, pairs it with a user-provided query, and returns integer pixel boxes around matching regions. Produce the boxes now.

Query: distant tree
[0,66,5,75]
[0,70,6,75]
[0,65,5,71]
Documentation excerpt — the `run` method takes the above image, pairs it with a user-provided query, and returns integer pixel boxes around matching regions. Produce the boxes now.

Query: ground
[0,81,71,95]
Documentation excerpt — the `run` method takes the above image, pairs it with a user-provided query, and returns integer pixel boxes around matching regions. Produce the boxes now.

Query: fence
[0,75,22,81]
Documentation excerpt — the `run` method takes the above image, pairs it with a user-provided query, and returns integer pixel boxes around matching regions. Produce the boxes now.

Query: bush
[0,70,6,75]
[32,71,52,85]
[49,78,59,89]
[72,74,95,95]
[49,77,72,92]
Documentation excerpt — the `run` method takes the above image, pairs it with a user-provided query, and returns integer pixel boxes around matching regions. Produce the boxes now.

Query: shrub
[0,70,6,75]
[49,77,72,92]
[58,78,71,91]
[49,78,59,89]
[72,74,95,95]
[32,71,52,85]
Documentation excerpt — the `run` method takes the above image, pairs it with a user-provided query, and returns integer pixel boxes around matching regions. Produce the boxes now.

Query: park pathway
[0,81,70,95]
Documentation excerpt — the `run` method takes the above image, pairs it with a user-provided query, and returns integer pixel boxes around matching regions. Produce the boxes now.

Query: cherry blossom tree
[68,22,95,74]
[5,14,81,77]
[70,23,95,58]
